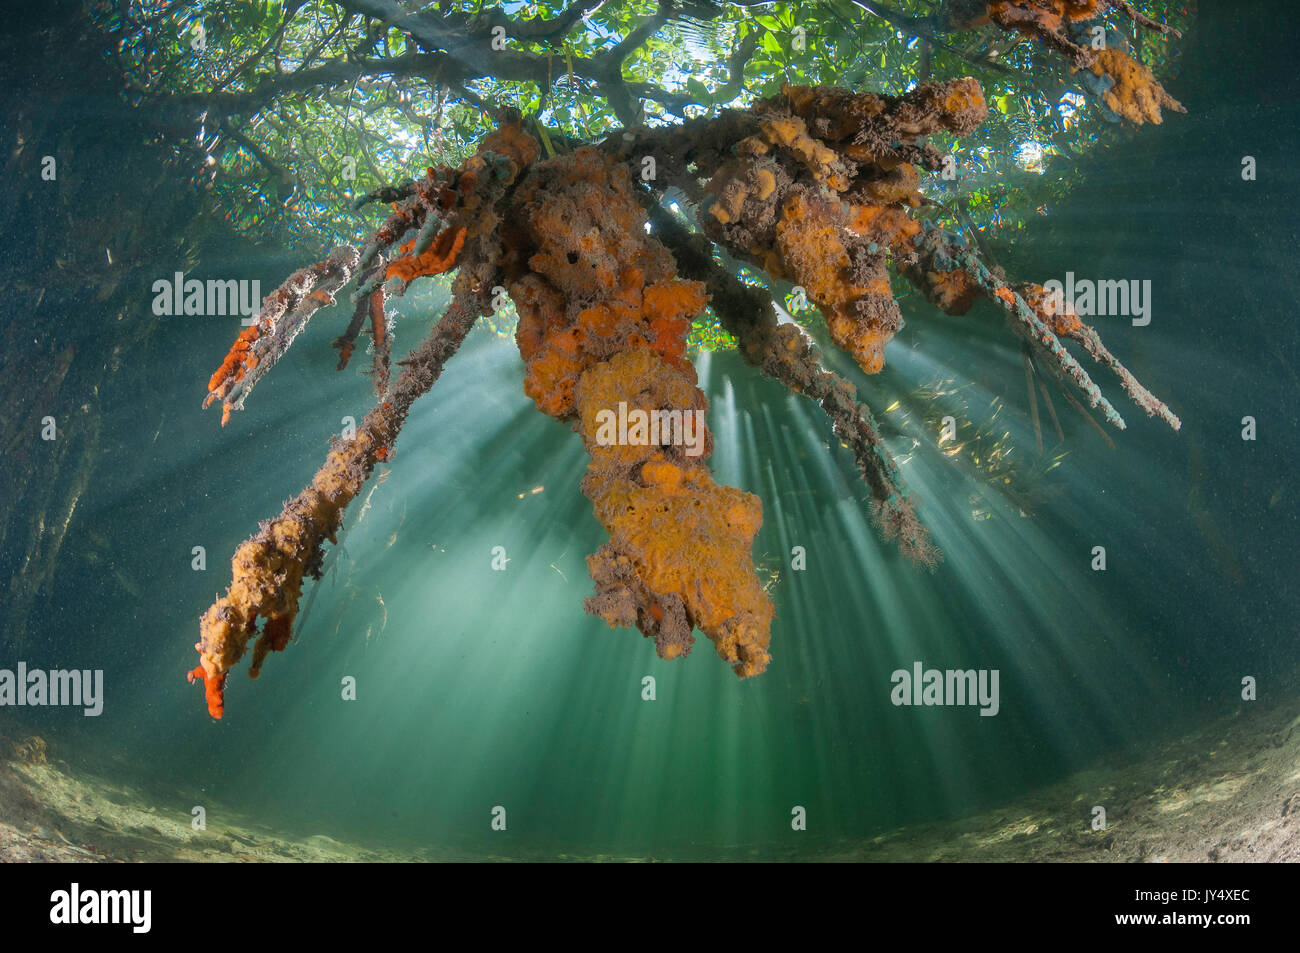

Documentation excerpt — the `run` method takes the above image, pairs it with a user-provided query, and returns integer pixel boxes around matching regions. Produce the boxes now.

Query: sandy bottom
[834,700,1300,863]
[2,700,1298,862]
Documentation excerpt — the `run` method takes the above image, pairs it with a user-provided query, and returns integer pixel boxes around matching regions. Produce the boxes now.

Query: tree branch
[602,0,671,67]
[473,0,608,41]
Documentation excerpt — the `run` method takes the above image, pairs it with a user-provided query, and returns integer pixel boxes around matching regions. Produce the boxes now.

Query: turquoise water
[1,2,1296,861]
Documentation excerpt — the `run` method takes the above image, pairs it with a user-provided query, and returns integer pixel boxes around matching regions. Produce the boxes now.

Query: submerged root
[189,71,1185,713]
[191,295,484,718]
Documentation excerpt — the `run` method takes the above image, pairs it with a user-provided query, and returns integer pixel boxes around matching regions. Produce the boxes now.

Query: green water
[1,1,1296,861]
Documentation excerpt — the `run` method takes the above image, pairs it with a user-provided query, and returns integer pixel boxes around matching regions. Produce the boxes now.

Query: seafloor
[3,697,1297,863]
